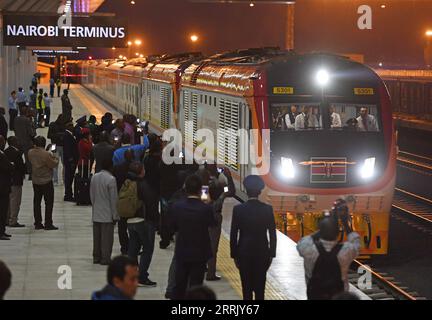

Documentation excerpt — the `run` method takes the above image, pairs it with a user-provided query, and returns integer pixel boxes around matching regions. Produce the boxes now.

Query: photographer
[28,136,59,230]
[297,199,361,300]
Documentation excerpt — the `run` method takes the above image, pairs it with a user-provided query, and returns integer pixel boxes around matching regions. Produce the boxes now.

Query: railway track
[348,260,425,300]
[397,150,432,175]
[393,188,432,229]
[347,186,432,300]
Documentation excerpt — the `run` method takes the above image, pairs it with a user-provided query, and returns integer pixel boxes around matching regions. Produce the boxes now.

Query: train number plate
[273,87,294,95]
[310,157,347,184]
[354,88,374,95]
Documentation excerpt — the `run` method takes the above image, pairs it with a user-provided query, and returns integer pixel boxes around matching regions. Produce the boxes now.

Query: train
[377,69,432,121]
[79,48,397,254]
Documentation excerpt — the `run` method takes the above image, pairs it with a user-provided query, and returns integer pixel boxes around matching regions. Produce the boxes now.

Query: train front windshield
[271,103,380,132]
[269,101,386,188]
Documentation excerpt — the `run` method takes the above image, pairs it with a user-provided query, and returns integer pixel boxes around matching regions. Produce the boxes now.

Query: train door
[239,101,249,194]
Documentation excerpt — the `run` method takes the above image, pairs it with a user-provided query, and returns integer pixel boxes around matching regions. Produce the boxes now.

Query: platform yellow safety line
[217,233,289,300]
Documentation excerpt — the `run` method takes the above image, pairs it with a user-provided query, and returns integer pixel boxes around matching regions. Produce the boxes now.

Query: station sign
[3,14,128,48]
[32,49,80,55]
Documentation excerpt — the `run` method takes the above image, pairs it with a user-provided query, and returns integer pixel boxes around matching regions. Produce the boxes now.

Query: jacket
[122,171,160,224]
[0,150,13,195]
[93,141,115,173]
[230,199,277,259]
[47,120,65,146]
[91,284,131,300]
[112,139,149,166]
[14,115,36,149]
[4,146,26,186]
[90,170,119,223]
[0,115,7,139]
[78,138,93,165]
[169,197,216,262]
[297,232,361,291]
[36,93,45,110]
[63,130,78,164]
[28,147,59,185]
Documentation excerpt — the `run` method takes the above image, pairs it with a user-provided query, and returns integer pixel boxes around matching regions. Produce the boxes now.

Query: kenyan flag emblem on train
[310,157,347,183]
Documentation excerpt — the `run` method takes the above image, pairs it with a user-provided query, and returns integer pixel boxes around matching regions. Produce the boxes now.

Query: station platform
[394,113,432,132]
[1,84,369,300]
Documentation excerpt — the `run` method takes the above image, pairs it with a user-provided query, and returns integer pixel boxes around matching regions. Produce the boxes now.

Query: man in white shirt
[356,107,378,132]
[295,106,310,131]
[329,106,342,128]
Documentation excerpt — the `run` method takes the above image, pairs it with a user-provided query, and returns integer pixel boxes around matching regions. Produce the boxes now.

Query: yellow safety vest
[36,94,46,110]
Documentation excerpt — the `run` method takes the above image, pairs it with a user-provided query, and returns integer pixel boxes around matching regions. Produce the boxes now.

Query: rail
[351,260,417,300]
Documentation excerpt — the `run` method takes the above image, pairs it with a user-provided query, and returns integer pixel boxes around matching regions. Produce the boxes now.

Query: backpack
[306,239,344,300]
[117,179,142,219]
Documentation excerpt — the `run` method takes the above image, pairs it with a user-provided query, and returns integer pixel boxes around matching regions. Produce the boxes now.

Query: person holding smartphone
[205,165,236,281]
[28,136,59,230]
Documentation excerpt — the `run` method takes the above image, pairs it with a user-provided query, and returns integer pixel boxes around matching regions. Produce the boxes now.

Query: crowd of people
[0,80,362,301]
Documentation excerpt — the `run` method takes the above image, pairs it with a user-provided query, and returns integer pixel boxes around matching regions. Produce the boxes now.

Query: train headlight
[316,69,329,86]
[280,157,295,179]
[360,157,376,179]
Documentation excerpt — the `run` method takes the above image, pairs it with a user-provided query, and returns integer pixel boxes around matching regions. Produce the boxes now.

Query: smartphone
[43,115,47,119]
[224,186,229,193]
[111,120,115,124]
[201,185,209,201]
[217,167,224,173]
[114,136,119,142]
[51,144,57,152]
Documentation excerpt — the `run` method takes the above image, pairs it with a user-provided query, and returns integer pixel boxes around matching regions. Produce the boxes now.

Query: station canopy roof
[0,0,104,13]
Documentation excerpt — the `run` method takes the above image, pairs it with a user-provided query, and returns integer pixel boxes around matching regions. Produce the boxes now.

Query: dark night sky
[90,0,432,66]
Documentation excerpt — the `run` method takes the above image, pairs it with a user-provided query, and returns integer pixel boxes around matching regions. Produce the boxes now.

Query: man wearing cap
[74,116,87,142]
[61,89,73,123]
[230,175,277,300]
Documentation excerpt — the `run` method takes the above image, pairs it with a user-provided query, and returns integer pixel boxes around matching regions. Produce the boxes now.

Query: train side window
[214,97,217,107]
[200,95,203,104]
[205,95,207,104]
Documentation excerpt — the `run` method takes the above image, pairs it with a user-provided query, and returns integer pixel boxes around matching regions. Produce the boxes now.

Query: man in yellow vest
[36,89,46,128]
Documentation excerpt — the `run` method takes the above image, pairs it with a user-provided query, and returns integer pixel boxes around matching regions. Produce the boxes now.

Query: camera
[330,198,349,222]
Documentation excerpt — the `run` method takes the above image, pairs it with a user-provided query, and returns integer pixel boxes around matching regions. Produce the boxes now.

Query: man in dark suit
[61,89,73,123]
[169,175,216,300]
[0,136,13,240]
[4,136,26,228]
[230,175,277,300]
[63,122,78,202]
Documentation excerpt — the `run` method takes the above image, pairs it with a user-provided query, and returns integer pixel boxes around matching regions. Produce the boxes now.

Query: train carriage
[80,48,396,254]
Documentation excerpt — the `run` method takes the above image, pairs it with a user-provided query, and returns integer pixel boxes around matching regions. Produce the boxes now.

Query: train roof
[181,50,381,97]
